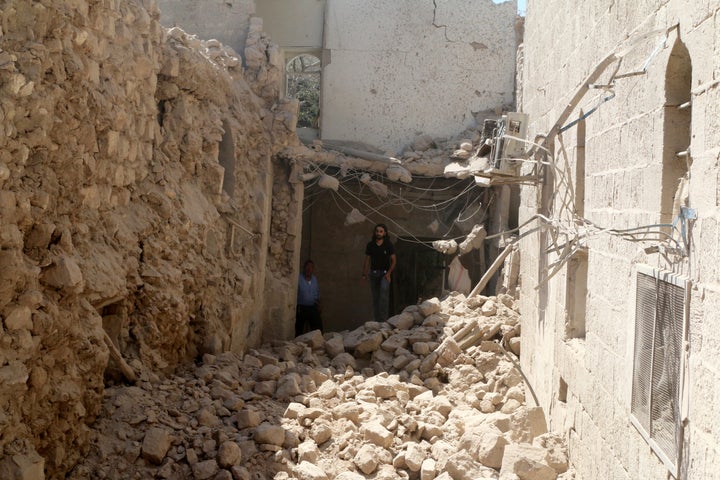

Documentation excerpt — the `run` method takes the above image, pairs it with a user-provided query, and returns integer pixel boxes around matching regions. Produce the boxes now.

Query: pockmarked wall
[321,0,518,152]
[518,1,720,478]
[0,0,300,477]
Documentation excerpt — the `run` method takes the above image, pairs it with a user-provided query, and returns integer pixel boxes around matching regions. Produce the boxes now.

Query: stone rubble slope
[70,293,575,480]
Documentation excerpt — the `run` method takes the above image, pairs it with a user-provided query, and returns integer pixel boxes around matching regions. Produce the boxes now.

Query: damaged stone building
[2,0,719,478]
[157,0,523,329]
[518,1,720,479]
[0,0,528,477]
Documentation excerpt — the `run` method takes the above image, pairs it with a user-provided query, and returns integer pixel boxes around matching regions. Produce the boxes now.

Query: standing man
[362,223,397,322]
[296,260,322,337]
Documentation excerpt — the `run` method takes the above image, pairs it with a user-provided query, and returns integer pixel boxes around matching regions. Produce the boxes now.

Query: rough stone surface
[63,293,574,479]
[0,0,299,475]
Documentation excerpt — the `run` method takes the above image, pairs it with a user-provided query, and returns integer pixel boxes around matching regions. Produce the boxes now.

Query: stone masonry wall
[0,0,299,477]
[321,0,519,152]
[155,0,256,56]
[519,1,720,479]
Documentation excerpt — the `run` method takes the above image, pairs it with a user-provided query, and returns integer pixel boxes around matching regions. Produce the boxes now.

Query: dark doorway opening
[392,238,446,315]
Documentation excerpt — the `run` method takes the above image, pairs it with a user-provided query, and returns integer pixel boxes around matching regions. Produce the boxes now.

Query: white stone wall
[519,1,720,478]
[156,0,256,54]
[321,0,518,152]
[255,0,325,49]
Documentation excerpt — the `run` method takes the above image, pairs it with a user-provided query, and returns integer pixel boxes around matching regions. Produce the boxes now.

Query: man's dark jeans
[369,270,390,322]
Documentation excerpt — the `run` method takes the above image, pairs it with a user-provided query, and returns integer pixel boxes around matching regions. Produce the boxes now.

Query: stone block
[217,441,242,468]
[4,306,33,331]
[501,444,557,480]
[459,427,508,469]
[0,451,45,480]
[362,422,393,448]
[253,423,286,446]
[141,427,173,465]
[419,298,441,316]
[509,406,548,443]
[40,256,83,291]
[387,311,415,330]
[354,444,379,475]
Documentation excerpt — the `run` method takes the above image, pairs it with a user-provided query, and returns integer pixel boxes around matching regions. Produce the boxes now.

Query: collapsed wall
[0,0,300,477]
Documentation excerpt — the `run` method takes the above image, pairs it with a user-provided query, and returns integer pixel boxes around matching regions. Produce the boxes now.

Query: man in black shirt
[361,223,397,322]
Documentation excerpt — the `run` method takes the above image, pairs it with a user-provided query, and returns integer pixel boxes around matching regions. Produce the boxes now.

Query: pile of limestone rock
[70,293,573,480]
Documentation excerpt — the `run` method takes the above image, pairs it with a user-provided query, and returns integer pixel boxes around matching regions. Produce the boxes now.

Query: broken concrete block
[421,458,437,480]
[386,164,412,183]
[0,362,29,387]
[141,427,173,465]
[405,442,427,471]
[501,444,557,480]
[296,329,325,349]
[459,427,508,469]
[253,422,286,446]
[217,441,242,468]
[354,444,379,474]
[4,306,33,331]
[40,255,83,291]
[318,174,339,191]
[445,450,499,480]
[298,440,320,463]
[509,406,548,443]
[294,461,329,480]
[387,311,415,330]
[191,459,219,480]
[419,298,441,316]
[362,422,393,448]
[0,451,45,480]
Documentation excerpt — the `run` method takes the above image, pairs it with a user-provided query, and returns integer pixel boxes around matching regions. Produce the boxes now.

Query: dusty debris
[69,293,574,480]
[0,0,300,476]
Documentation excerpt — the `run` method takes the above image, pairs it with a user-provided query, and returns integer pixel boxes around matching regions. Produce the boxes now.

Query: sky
[493,0,527,15]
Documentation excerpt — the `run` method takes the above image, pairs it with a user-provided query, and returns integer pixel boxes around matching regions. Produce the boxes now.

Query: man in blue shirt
[296,259,322,336]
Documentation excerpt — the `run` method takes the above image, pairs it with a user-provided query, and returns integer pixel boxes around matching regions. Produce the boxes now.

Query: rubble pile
[70,293,573,480]
[0,0,300,476]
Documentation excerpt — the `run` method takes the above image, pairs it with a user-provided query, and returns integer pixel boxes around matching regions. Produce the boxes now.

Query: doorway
[392,238,446,315]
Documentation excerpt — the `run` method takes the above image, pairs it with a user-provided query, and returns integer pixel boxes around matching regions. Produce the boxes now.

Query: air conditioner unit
[490,112,528,175]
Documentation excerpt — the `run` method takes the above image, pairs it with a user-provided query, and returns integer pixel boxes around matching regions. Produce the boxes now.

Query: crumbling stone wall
[0,0,299,477]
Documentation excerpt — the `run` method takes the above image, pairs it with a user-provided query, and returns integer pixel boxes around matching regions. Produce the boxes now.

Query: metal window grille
[630,267,688,477]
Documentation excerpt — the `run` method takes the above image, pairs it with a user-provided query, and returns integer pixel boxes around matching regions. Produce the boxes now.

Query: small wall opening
[219,120,235,198]
[661,39,692,227]
[565,249,588,339]
[558,376,568,403]
[575,114,586,218]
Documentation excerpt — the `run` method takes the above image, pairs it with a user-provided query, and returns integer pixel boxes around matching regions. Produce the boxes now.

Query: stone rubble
[69,293,575,480]
[0,0,301,476]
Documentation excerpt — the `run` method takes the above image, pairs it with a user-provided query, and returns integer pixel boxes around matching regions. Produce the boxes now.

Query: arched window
[661,39,692,227]
[286,54,321,129]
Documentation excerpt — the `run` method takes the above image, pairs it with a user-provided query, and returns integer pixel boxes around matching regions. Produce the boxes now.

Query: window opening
[558,377,568,403]
[630,265,688,477]
[286,54,321,129]
[564,249,587,339]
[661,39,691,231]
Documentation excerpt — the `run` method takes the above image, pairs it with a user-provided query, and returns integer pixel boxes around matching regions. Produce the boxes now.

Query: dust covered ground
[69,293,575,480]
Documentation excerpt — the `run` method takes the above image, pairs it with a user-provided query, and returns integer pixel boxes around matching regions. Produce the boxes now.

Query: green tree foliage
[287,55,320,129]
